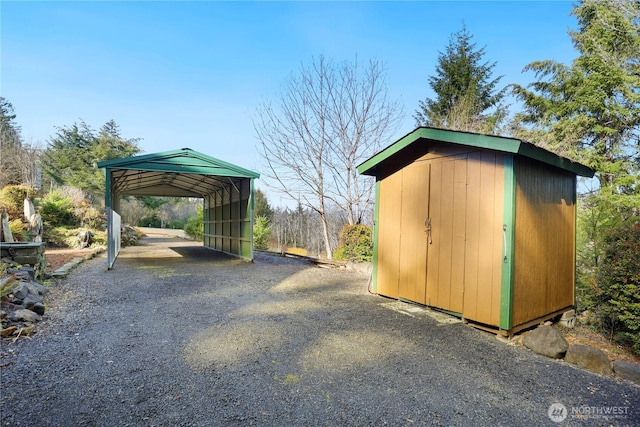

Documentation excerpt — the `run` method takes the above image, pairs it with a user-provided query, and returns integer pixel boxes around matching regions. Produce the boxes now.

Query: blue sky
[2,1,578,203]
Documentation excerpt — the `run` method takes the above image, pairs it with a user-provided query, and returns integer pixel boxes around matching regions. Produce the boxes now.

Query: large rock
[523,325,569,359]
[12,282,30,300]
[17,267,35,281]
[22,293,44,310]
[612,360,640,384]
[31,302,45,316]
[77,230,94,249]
[11,309,42,323]
[565,344,613,375]
[25,280,46,296]
[10,281,45,302]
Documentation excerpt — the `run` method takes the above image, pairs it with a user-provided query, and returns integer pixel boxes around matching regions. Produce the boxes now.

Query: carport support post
[105,168,122,269]
[105,167,114,269]
[249,178,255,260]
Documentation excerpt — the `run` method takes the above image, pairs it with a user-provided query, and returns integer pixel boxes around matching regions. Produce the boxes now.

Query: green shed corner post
[370,179,381,294]
[500,154,516,331]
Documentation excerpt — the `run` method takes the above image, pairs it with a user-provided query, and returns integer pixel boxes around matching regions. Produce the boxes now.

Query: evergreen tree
[253,189,273,219]
[0,97,21,148]
[414,25,507,133]
[512,0,640,352]
[41,120,141,202]
[512,0,640,195]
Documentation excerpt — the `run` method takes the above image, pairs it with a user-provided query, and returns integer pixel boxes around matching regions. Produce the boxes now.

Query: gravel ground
[1,236,639,426]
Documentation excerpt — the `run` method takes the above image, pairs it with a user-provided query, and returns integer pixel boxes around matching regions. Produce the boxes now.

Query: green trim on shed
[360,126,590,335]
[500,155,517,330]
[371,180,381,294]
[357,127,594,179]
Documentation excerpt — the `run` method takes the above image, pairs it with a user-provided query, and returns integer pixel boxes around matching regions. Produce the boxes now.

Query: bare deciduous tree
[254,55,402,259]
[0,98,42,189]
[0,140,42,189]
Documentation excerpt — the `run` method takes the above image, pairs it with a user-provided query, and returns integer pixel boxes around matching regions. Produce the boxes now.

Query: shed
[97,148,260,268]
[357,127,594,335]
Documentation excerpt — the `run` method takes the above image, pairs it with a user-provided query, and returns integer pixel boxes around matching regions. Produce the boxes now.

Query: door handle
[503,224,508,263]
[425,217,432,244]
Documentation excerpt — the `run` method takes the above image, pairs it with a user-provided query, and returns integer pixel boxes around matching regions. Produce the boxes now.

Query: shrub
[592,220,640,355]
[79,206,104,229]
[184,207,203,240]
[121,226,142,247]
[137,214,161,228]
[333,224,373,262]
[9,218,26,241]
[168,219,185,229]
[39,191,77,226]
[57,185,88,207]
[44,226,106,248]
[253,215,272,250]
[0,185,36,219]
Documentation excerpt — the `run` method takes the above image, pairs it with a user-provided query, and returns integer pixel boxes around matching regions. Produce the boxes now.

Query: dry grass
[559,323,640,364]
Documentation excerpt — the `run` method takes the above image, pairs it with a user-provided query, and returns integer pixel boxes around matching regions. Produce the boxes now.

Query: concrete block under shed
[559,309,576,328]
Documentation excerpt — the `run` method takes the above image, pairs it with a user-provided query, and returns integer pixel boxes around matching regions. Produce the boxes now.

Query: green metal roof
[357,127,595,178]
[97,148,260,197]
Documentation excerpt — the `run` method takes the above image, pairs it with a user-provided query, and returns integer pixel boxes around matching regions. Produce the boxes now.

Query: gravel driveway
[2,236,638,426]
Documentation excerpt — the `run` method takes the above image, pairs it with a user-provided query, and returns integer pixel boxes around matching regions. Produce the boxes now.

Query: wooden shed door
[425,157,467,314]
[398,161,430,304]
[396,157,466,313]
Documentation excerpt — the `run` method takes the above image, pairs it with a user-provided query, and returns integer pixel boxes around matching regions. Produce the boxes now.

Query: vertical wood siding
[512,158,576,326]
[462,151,504,326]
[375,148,505,326]
[425,156,467,313]
[399,161,429,304]
[376,169,403,298]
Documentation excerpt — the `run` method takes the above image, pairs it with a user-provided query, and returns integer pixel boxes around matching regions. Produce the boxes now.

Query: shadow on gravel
[2,235,639,427]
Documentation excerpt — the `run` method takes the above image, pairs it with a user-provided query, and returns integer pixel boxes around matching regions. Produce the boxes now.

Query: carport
[97,148,260,268]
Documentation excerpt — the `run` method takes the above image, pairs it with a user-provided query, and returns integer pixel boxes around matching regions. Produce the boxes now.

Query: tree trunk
[319,211,332,260]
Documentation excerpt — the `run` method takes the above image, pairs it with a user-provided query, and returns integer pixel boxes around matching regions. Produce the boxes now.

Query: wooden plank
[463,152,482,321]
[437,159,454,310]
[450,158,467,313]
[426,161,442,307]
[376,169,403,298]
[458,151,504,327]
[512,158,576,326]
[399,161,429,304]
[475,151,497,323]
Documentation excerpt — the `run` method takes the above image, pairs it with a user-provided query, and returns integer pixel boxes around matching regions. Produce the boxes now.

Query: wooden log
[1,209,14,243]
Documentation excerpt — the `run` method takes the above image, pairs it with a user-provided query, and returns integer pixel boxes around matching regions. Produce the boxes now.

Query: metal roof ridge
[357,126,595,178]
[96,148,260,178]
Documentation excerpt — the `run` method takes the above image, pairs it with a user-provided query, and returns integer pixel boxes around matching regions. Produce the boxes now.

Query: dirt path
[2,236,638,426]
